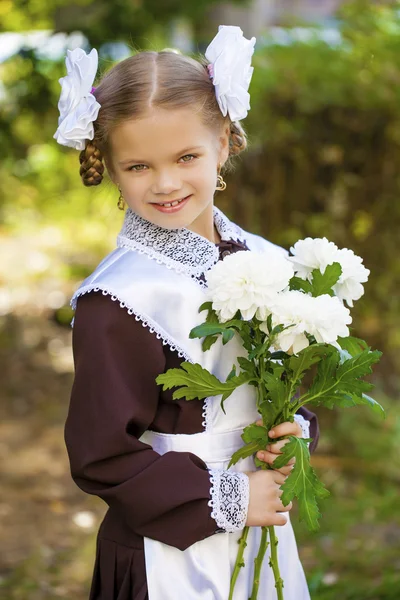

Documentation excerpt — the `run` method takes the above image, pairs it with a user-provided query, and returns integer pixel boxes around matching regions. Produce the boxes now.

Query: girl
[58,26,320,600]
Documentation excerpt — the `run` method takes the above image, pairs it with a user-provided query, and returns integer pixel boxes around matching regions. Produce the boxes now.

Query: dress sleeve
[295,406,320,454]
[64,291,218,551]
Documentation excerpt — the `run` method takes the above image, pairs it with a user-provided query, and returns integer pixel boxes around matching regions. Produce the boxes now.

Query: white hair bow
[205,25,256,122]
[53,48,101,150]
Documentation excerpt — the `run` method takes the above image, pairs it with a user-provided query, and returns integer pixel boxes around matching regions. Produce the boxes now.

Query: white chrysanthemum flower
[288,237,339,280]
[333,248,370,307]
[205,250,294,322]
[289,237,370,307]
[260,290,352,355]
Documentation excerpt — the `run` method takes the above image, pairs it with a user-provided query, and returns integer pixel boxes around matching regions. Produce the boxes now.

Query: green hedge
[218,3,400,376]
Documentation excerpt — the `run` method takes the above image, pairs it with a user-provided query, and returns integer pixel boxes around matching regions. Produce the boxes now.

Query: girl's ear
[105,157,117,184]
[218,123,230,165]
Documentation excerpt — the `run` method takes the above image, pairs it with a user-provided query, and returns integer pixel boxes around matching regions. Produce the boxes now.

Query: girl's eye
[128,164,147,172]
[179,154,197,163]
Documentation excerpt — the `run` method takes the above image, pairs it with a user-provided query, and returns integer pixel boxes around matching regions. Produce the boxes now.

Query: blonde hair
[79,51,247,186]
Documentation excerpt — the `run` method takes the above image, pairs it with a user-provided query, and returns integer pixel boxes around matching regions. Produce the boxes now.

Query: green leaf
[190,317,244,341]
[249,336,273,360]
[310,262,342,297]
[199,301,213,313]
[240,322,255,353]
[270,351,290,361]
[350,392,385,418]
[228,441,260,468]
[288,344,332,386]
[308,348,340,399]
[202,335,218,352]
[226,365,237,381]
[238,356,256,372]
[222,328,235,345]
[270,323,287,336]
[254,456,265,469]
[220,390,233,414]
[205,307,219,324]
[337,335,369,356]
[304,348,383,415]
[190,323,225,338]
[336,349,382,381]
[320,389,362,410]
[241,423,269,445]
[262,364,290,410]
[273,436,330,531]
[258,398,285,431]
[227,422,271,466]
[156,363,251,402]
[289,276,313,294]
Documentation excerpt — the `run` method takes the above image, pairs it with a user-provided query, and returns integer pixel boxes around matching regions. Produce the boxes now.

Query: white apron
[70,206,311,600]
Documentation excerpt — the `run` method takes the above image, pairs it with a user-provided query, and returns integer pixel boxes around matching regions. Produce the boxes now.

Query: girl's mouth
[151,195,192,213]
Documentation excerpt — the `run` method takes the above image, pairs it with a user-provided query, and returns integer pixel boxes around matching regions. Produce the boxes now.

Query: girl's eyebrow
[118,146,206,166]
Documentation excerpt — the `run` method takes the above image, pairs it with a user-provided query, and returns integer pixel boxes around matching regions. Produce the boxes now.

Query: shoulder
[72,290,166,360]
[70,247,136,310]
[73,290,131,333]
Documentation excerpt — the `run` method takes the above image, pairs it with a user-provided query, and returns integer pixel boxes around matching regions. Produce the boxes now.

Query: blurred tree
[0,0,250,46]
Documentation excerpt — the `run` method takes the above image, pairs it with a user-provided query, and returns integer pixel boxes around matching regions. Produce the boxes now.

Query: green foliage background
[1,1,400,599]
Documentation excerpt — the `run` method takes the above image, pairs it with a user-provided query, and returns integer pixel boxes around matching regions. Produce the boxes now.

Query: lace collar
[117,205,247,280]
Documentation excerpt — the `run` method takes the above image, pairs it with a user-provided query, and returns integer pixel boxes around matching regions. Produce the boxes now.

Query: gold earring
[117,185,125,211]
[216,164,227,192]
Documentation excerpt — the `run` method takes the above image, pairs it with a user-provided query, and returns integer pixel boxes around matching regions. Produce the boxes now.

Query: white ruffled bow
[53,48,101,150]
[205,25,256,122]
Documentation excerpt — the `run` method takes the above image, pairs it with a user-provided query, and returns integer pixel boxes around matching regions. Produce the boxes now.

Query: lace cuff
[208,469,249,533]
[294,413,311,447]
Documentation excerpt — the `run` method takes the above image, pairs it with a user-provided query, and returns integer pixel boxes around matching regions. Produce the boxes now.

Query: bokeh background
[1,0,400,598]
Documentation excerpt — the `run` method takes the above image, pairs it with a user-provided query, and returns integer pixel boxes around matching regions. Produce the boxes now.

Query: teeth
[157,197,186,207]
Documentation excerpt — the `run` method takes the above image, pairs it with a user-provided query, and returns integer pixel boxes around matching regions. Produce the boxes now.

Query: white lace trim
[294,413,311,447]
[201,397,213,431]
[117,205,247,284]
[69,286,193,362]
[208,469,249,533]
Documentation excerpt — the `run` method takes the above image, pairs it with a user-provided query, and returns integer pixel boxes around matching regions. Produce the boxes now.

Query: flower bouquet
[156,237,383,600]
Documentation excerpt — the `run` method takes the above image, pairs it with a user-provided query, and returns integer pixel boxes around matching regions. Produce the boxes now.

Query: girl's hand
[255,419,303,477]
[245,470,292,527]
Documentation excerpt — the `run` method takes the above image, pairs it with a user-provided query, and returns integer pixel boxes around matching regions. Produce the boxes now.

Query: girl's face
[108,107,229,241]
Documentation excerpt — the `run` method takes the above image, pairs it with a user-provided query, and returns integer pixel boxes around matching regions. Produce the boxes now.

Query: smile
[151,195,192,213]
[152,195,189,207]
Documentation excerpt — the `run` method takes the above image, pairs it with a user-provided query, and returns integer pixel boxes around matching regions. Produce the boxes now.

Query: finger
[273,513,288,526]
[257,450,283,464]
[271,471,286,485]
[276,500,292,513]
[257,449,296,468]
[266,439,289,454]
[276,464,294,477]
[269,421,303,439]
[256,419,263,426]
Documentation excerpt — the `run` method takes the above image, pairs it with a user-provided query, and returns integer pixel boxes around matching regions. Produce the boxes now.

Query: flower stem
[268,525,284,600]
[228,526,250,600]
[249,526,269,599]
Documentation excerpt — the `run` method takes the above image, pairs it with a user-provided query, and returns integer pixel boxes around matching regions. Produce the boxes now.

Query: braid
[79,141,105,186]
[229,121,247,156]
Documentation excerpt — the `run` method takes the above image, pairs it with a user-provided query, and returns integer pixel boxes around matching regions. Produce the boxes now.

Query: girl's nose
[151,170,181,195]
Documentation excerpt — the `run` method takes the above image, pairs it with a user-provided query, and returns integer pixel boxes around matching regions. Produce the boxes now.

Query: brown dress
[64,238,320,600]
